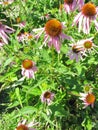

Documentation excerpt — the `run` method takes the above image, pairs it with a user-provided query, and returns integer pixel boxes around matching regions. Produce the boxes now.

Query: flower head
[67,42,85,62]
[21,59,37,79]
[33,19,72,53]
[64,0,84,14]
[40,90,55,105]
[83,85,93,93]
[73,2,98,34]
[0,0,14,6]
[67,37,98,62]
[80,93,95,108]
[0,22,15,44]
[15,119,36,130]
[76,37,98,53]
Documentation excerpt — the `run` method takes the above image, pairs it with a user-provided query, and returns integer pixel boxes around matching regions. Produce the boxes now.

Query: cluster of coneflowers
[0,0,98,129]
[80,85,95,108]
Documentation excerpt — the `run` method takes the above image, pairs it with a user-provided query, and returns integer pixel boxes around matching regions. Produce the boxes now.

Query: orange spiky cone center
[22,59,33,69]
[45,19,62,37]
[16,124,29,130]
[86,93,95,104]
[44,91,51,99]
[82,3,96,17]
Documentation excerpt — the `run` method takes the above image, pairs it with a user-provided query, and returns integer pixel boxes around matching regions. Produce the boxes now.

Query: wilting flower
[73,2,98,34]
[15,119,36,130]
[40,90,55,105]
[17,32,33,42]
[67,42,85,62]
[0,0,14,6]
[64,0,84,14]
[33,19,72,53]
[0,22,15,44]
[80,93,95,108]
[21,59,37,79]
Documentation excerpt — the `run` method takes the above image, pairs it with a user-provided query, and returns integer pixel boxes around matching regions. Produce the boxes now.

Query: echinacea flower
[80,93,95,108]
[40,90,55,105]
[21,59,37,79]
[72,2,98,34]
[33,19,72,53]
[0,0,14,6]
[67,42,85,62]
[64,0,84,14]
[15,119,36,130]
[0,22,15,44]
[77,37,98,53]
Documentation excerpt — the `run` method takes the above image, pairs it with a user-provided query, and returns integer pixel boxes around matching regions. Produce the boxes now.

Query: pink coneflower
[80,93,95,108]
[33,19,72,53]
[40,90,55,105]
[21,59,37,79]
[67,42,85,62]
[73,2,98,34]
[0,22,15,44]
[64,0,84,14]
[15,119,36,130]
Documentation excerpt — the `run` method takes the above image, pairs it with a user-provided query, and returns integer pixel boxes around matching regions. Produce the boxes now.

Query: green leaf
[15,88,23,108]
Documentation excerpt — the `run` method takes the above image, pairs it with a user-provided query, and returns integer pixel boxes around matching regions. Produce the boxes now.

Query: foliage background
[0,0,98,130]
